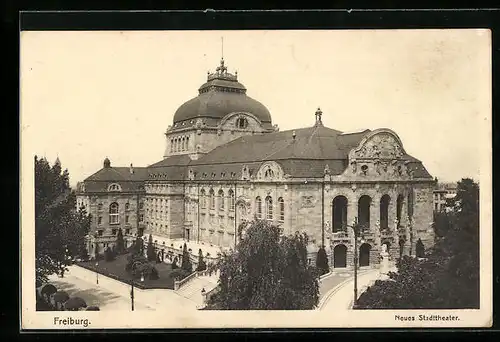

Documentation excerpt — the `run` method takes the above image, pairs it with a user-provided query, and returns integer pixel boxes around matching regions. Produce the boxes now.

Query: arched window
[265,196,273,220]
[256,196,262,219]
[380,195,390,230]
[170,139,174,152]
[125,202,130,211]
[278,197,285,222]
[108,183,122,192]
[218,189,225,210]
[358,195,372,230]
[209,189,215,210]
[332,196,348,232]
[396,194,404,225]
[109,202,119,224]
[173,138,177,152]
[186,137,190,150]
[228,189,235,211]
[181,137,185,151]
[200,189,206,209]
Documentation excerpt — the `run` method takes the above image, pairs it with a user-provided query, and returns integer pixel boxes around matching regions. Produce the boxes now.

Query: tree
[316,246,329,275]
[355,178,480,309]
[35,156,91,284]
[181,243,193,273]
[104,246,116,262]
[147,234,156,262]
[115,229,125,254]
[196,249,207,272]
[207,220,320,310]
[415,239,425,258]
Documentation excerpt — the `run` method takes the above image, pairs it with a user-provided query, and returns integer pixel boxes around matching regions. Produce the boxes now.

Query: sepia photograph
[20,29,492,329]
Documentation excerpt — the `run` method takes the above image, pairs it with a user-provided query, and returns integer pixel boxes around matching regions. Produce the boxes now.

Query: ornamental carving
[354,133,405,160]
[301,195,315,208]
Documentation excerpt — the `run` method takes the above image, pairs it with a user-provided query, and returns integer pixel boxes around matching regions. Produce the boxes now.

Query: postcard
[20,28,492,329]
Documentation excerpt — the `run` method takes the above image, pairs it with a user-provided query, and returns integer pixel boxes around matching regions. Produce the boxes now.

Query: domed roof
[172,58,272,125]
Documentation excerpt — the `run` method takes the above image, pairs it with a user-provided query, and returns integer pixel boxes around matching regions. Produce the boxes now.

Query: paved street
[48,273,155,311]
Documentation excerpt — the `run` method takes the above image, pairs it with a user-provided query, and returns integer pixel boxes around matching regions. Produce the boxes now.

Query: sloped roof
[192,125,363,165]
[84,166,148,182]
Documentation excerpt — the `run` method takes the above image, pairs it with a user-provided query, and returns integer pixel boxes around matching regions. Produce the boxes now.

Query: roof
[192,125,363,165]
[84,167,149,182]
[172,91,272,125]
[82,124,433,183]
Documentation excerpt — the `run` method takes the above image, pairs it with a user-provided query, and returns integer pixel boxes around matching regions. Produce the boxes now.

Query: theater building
[76,58,436,268]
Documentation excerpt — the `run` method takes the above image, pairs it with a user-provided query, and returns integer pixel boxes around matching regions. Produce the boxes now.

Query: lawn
[77,254,175,289]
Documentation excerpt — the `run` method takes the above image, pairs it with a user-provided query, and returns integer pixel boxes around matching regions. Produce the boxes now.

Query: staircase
[176,276,218,306]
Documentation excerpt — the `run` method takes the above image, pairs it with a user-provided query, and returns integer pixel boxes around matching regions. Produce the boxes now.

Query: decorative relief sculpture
[351,160,357,173]
[355,133,405,160]
[301,195,315,208]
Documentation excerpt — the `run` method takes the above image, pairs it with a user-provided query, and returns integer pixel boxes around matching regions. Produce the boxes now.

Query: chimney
[130,163,134,174]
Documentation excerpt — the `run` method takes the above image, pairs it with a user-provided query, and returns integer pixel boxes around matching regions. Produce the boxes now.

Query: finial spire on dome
[315,107,323,126]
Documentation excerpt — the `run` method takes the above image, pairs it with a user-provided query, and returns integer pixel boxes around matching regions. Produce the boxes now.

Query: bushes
[147,234,156,262]
[169,268,191,281]
[125,249,160,280]
[181,243,192,273]
[316,246,329,276]
[104,247,116,262]
[37,283,94,311]
[196,249,207,272]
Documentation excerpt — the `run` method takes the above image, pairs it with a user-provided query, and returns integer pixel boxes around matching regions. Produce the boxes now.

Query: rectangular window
[97,230,103,237]
[98,216,102,225]
[125,228,130,235]
[125,215,129,224]
[112,229,117,235]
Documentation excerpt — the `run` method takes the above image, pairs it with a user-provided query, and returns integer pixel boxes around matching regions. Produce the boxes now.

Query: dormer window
[108,183,122,192]
[236,117,248,129]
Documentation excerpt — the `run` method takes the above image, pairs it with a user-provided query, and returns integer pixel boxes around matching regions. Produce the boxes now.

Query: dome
[172,58,272,125]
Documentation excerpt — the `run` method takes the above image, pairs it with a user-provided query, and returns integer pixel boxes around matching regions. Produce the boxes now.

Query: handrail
[174,271,198,291]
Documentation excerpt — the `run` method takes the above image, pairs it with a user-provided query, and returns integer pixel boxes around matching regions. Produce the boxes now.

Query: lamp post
[130,272,145,311]
[346,217,365,307]
[95,261,99,285]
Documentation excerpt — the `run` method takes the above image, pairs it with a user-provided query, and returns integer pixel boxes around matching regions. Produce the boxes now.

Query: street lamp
[345,217,366,307]
[95,261,99,285]
[130,272,145,311]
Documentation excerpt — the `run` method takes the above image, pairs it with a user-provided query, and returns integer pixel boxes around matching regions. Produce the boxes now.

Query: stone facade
[77,58,436,268]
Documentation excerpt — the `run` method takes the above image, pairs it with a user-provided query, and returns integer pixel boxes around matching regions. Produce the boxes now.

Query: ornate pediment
[256,161,284,181]
[350,130,406,160]
[343,129,414,180]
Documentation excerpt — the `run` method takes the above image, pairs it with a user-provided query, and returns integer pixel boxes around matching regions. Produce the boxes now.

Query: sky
[20,29,491,187]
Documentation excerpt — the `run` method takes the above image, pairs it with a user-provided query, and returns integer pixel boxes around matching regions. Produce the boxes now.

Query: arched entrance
[380,194,390,230]
[332,196,348,232]
[333,244,347,268]
[358,195,372,230]
[359,243,371,267]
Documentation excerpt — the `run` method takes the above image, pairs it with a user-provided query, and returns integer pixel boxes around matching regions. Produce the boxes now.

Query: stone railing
[173,271,199,291]
[200,284,221,309]
[173,268,219,291]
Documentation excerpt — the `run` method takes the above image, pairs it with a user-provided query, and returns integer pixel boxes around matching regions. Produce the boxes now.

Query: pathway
[318,266,395,311]
[48,273,154,311]
[50,265,198,311]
